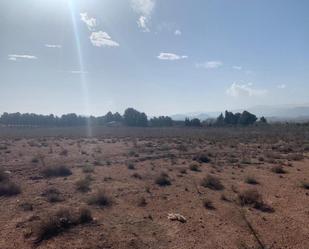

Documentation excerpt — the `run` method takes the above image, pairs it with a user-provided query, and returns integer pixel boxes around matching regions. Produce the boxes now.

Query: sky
[0,0,308,116]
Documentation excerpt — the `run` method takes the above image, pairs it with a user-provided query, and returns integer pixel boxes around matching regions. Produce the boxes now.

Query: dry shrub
[87,190,111,207]
[203,199,215,210]
[193,153,211,163]
[238,189,274,213]
[75,177,91,192]
[271,165,286,174]
[42,166,72,178]
[0,181,21,196]
[34,208,92,244]
[245,176,259,185]
[301,181,309,190]
[0,167,8,182]
[155,172,171,186]
[82,165,94,173]
[189,164,200,172]
[42,188,63,203]
[201,175,224,190]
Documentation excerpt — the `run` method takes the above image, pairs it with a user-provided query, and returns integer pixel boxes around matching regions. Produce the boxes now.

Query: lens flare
[68,0,92,137]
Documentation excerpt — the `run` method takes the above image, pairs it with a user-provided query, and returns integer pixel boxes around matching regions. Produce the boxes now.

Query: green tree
[123,108,148,127]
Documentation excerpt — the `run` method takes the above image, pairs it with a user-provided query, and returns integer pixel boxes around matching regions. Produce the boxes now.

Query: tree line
[0,108,265,127]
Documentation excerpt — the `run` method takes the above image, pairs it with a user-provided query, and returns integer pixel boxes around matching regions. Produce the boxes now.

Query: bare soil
[0,126,308,249]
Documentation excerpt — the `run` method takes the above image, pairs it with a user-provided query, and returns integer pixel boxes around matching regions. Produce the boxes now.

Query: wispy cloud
[277,84,286,89]
[137,16,150,32]
[157,53,188,61]
[80,12,97,31]
[131,0,155,32]
[8,54,37,61]
[174,30,182,36]
[90,31,119,47]
[226,82,267,97]
[45,44,62,49]
[232,65,242,70]
[196,61,223,69]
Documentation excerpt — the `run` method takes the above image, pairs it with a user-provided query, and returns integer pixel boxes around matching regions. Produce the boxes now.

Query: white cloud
[131,0,155,31]
[174,30,182,36]
[80,12,97,31]
[226,82,267,97]
[131,0,155,16]
[232,65,242,70]
[90,31,119,47]
[137,16,150,32]
[8,54,37,61]
[157,53,188,61]
[196,61,223,69]
[277,84,286,89]
[45,44,62,48]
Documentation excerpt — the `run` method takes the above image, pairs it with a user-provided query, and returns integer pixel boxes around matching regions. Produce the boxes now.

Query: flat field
[0,126,308,249]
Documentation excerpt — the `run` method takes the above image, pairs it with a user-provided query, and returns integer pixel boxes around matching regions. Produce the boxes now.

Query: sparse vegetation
[189,163,200,172]
[301,181,309,190]
[42,188,63,203]
[155,172,171,186]
[271,165,287,174]
[0,181,21,196]
[238,189,274,212]
[203,199,215,210]
[245,176,259,185]
[87,189,112,207]
[201,175,224,190]
[127,162,135,170]
[82,165,94,173]
[193,154,211,163]
[34,208,93,244]
[75,177,91,192]
[42,165,72,178]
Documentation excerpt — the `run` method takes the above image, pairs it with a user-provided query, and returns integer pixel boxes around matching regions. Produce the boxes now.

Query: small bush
[131,173,142,179]
[88,190,111,207]
[19,202,33,211]
[34,208,92,244]
[82,165,94,173]
[193,154,211,163]
[238,189,274,212]
[238,189,262,206]
[0,168,8,182]
[42,188,63,203]
[78,208,93,224]
[201,175,224,190]
[42,166,72,178]
[0,181,21,196]
[59,149,68,156]
[301,181,309,190]
[245,176,259,185]
[31,157,39,163]
[75,178,91,192]
[271,165,286,174]
[127,163,135,170]
[137,197,147,207]
[189,164,200,172]
[155,172,171,186]
[203,199,215,210]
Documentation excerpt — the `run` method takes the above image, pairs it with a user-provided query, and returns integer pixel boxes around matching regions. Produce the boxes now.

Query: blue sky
[0,0,308,116]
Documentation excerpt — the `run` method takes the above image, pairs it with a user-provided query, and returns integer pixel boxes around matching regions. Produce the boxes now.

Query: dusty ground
[0,126,308,249]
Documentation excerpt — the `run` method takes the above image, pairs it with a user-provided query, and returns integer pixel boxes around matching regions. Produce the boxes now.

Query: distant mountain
[246,105,309,119]
[171,104,309,122]
[171,112,212,121]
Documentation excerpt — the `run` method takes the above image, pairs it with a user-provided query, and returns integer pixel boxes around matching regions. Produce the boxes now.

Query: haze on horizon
[1,0,308,117]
